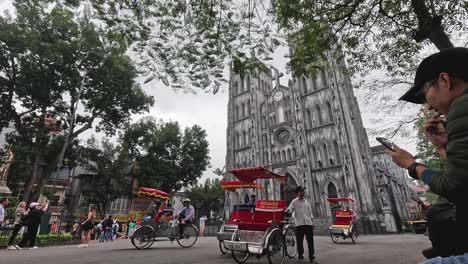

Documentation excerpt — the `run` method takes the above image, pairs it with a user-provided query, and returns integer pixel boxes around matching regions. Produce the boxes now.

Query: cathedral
[224,53,394,233]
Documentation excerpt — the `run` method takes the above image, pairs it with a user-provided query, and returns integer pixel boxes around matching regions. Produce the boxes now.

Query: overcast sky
[1,2,422,185]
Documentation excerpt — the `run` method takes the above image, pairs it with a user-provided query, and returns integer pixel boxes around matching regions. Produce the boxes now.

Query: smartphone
[376,137,397,152]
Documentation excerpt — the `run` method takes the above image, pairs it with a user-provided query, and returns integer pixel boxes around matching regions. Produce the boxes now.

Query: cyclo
[327,197,359,244]
[130,187,199,249]
[221,167,297,264]
[217,180,261,255]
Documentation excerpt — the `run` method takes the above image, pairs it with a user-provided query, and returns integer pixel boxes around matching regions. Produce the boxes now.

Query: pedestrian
[7,201,28,249]
[50,221,57,234]
[388,47,468,262]
[16,201,49,250]
[0,197,9,227]
[99,215,113,242]
[78,204,96,248]
[128,220,136,237]
[199,215,207,237]
[286,186,317,264]
[72,220,80,239]
[95,220,102,241]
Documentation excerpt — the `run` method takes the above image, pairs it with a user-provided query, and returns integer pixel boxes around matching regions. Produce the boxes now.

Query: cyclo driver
[177,198,195,238]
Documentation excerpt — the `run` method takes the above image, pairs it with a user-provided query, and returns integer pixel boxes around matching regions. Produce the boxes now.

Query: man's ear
[439,72,451,90]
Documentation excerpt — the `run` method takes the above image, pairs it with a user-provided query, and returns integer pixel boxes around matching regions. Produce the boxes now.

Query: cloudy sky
[1,1,424,184]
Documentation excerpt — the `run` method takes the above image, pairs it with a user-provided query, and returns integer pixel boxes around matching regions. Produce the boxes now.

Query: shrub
[0,233,73,248]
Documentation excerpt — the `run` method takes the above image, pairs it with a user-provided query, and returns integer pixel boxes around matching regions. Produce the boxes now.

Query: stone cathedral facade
[225,54,388,233]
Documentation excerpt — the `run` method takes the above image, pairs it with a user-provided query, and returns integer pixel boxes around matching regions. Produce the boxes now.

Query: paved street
[0,234,430,264]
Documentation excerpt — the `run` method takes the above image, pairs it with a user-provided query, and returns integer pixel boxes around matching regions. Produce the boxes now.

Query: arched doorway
[327,182,338,198]
[327,182,339,218]
[281,173,298,206]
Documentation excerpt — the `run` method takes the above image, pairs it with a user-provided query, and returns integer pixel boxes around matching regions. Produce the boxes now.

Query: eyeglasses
[416,79,437,103]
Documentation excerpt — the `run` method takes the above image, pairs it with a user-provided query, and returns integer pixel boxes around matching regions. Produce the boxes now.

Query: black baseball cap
[295,186,306,192]
[399,47,468,104]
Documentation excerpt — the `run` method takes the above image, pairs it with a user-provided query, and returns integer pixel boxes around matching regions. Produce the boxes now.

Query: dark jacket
[426,90,468,202]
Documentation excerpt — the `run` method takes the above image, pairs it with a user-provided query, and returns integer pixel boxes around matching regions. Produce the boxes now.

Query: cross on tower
[271,69,284,89]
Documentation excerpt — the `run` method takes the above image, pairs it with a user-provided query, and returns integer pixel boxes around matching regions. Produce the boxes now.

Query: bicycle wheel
[350,226,359,244]
[219,240,228,255]
[176,224,199,248]
[330,231,339,243]
[131,225,156,249]
[267,229,286,264]
[231,232,250,264]
[284,226,297,258]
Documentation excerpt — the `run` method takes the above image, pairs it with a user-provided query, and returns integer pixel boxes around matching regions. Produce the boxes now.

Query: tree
[55,0,281,93]
[78,137,129,218]
[272,0,466,76]
[186,178,224,219]
[120,117,210,192]
[0,2,153,202]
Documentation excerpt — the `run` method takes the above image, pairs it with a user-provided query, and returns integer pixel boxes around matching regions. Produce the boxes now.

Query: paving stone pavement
[0,234,430,264]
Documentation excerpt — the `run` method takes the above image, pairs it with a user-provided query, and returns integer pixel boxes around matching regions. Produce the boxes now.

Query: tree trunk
[411,0,454,50]
[23,152,40,204]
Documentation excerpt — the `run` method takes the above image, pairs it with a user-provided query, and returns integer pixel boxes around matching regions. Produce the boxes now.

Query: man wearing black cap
[387,47,468,260]
[286,186,317,263]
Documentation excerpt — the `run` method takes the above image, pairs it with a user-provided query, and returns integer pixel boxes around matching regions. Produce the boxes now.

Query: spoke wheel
[267,229,286,264]
[131,225,156,249]
[219,240,228,255]
[176,224,199,248]
[231,232,250,264]
[330,231,339,244]
[284,226,297,258]
[351,226,359,244]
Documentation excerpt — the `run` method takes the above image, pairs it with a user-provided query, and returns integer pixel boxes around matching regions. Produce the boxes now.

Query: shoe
[298,255,304,260]
[14,245,23,250]
[422,247,439,259]
[7,245,17,250]
[78,244,85,248]
[29,246,39,249]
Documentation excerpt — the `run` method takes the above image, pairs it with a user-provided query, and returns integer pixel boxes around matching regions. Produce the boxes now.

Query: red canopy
[327,197,355,204]
[138,187,171,200]
[221,180,261,191]
[229,167,286,183]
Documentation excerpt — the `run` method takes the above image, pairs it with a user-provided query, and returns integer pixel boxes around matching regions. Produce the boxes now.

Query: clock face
[274,91,284,102]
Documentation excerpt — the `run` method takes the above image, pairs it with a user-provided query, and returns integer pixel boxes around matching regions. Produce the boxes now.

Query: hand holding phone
[376,137,397,152]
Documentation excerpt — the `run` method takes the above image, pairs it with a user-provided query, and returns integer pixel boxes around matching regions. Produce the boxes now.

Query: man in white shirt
[0,197,9,227]
[286,186,317,263]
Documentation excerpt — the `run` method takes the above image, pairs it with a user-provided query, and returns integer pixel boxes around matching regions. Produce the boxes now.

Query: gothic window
[234,81,239,94]
[263,134,268,147]
[264,152,269,163]
[306,108,313,129]
[236,105,239,120]
[326,101,333,123]
[287,149,292,161]
[311,145,318,167]
[321,70,328,87]
[277,151,281,162]
[292,148,297,159]
[247,128,251,145]
[242,131,247,147]
[316,105,323,125]
[312,77,317,91]
[241,103,245,118]
[236,132,240,148]
[323,143,329,166]
[246,101,250,116]
[334,140,340,164]
[240,77,245,93]
[272,152,276,163]
[282,150,286,162]
[302,77,307,94]
[272,114,276,125]
[246,75,251,91]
